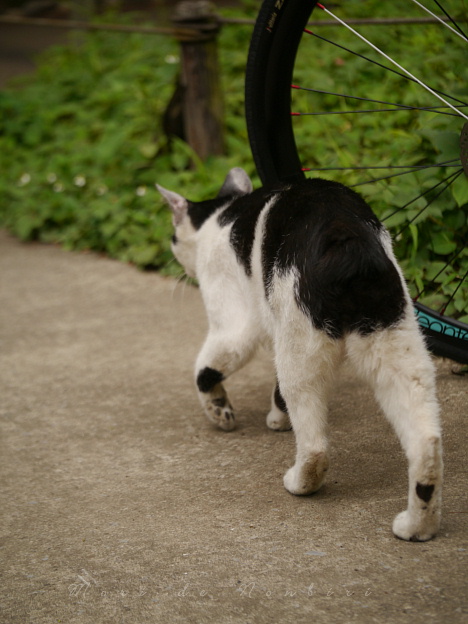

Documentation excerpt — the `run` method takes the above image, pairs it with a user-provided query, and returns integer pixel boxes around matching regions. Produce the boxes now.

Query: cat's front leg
[196,366,235,432]
[195,330,257,431]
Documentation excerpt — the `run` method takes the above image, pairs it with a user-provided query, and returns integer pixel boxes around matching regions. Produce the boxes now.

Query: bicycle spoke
[440,267,468,313]
[315,3,468,120]
[395,169,464,237]
[303,30,468,108]
[382,169,464,222]
[414,244,467,311]
[350,163,462,187]
[409,0,468,40]
[291,85,465,117]
[417,246,465,297]
[293,108,463,116]
[302,159,460,174]
[431,0,468,40]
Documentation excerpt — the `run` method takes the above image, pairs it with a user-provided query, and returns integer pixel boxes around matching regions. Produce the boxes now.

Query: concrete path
[0,21,69,87]
[0,230,466,623]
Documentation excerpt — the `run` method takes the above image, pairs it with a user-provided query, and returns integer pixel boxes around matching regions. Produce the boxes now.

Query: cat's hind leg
[275,322,344,495]
[346,315,442,541]
[266,383,291,431]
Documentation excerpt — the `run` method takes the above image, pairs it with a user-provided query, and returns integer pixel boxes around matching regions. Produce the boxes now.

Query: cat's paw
[283,452,329,495]
[392,510,440,542]
[266,408,291,431]
[205,397,236,432]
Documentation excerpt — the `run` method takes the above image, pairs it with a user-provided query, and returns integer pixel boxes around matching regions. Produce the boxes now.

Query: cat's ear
[156,184,188,226]
[218,168,253,198]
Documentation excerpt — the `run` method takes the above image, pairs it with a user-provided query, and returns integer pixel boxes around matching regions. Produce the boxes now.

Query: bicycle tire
[245,0,468,364]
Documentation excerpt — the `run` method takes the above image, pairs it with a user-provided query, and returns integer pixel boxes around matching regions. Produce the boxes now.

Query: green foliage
[292,0,468,318]
[0,27,179,271]
[0,0,466,317]
[0,13,258,275]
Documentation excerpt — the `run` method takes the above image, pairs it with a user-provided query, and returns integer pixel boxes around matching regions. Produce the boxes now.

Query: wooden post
[171,1,225,159]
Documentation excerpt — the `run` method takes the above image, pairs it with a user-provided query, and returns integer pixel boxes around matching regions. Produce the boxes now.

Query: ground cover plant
[0,0,466,318]
[291,0,468,319]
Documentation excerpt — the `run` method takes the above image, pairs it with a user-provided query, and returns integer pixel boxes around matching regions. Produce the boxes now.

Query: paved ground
[0,21,69,87]
[0,229,467,623]
[0,14,467,624]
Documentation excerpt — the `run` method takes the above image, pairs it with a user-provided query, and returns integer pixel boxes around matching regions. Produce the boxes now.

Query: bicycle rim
[245,0,468,364]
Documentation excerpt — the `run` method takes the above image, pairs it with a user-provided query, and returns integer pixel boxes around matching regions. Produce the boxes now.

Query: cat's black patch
[196,367,224,393]
[416,482,435,503]
[274,383,288,414]
[171,233,178,245]
[218,187,278,276]
[187,196,232,230]
[212,397,227,408]
[261,178,406,338]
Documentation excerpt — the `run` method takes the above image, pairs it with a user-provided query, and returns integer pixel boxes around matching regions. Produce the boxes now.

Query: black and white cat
[157,168,442,542]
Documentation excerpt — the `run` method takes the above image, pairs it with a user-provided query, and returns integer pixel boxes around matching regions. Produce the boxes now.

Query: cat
[157,167,442,542]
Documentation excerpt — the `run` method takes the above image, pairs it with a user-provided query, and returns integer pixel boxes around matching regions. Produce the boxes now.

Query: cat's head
[157,167,252,277]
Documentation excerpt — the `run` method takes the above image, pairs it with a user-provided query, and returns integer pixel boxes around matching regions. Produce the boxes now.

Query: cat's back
[264,177,382,245]
[221,177,382,241]
[213,176,404,336]
[261,178,406,337]
[217,177,386,281]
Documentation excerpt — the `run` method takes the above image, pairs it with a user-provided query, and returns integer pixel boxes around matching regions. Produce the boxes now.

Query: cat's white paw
[392,510,440,542]
[266,408,291,431]
[205,398,236,432]
[283,452,329,495]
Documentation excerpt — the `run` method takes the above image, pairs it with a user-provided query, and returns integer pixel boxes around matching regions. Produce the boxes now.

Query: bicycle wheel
[245,0,468,364]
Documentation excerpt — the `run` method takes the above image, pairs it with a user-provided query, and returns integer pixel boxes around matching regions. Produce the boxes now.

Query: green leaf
[430,232,457,255]
[419,130,460,161]
[139,143,158,159]
[381,210,407,228]
[451,175,468,208]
